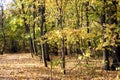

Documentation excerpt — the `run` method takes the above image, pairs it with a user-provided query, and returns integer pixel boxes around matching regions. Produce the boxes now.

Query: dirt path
[0,53,119,80]
[0,53,53,80]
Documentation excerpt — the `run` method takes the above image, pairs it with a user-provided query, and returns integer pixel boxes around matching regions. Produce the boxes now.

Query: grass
[0,53,120,80]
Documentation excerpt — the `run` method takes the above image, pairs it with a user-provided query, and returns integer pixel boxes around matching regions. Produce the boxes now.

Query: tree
[100,0,120,70]
[55,0,67,74]
[85,1,91,47]
[101,0,110,70]
[0,0,6,55]
[32,0,38,55]
[39,0,48,67]
[107,0,120,70]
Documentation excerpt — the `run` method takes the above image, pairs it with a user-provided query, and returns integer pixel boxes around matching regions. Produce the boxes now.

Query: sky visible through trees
[0,0,12,9]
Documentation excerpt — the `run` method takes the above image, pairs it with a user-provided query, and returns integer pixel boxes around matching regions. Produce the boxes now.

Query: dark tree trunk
[44,42,50,61]
[107,0,117,25]
[111,46,120,70]
[22,37,26,52]
[11,39,18,53]
[109,0,119,70]
[53,44,58,56]
[20,0,34,56]
[39,1,48,67]
[64,47,68,55]
[101,0,110,70]
[61,37,65,74]
[32,0,38,55]
[56,0,66,74]
[23,13,34,57]
[32,24,37,55]
[80,3,84,27]
[85,1,91,47]
[76,42,81,54]
[60,1,66,75]
[75,0,80,28]
[0,4,6,55]
[102,48,110,70]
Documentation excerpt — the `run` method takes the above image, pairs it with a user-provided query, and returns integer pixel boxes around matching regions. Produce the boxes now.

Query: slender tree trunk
[74,0,81,55]
[32,24,37,55]
[76,41,81,54]
[53,43,58,56]
[80,4,83,28]
[32,0,38,55]
[20,1,34,56]
[101,0,110,70]
[22,37,26,52]
[43,30,50,61]
[44,41,50,61]
[67,43,71,55]
[39,1,48,67]
[75,0,80,28]
[56,0,66,74]
[61,37,65,74]
[0,4,6,55]
[85,1,91,47]
[60,0,66,74]
[11,39,18,53]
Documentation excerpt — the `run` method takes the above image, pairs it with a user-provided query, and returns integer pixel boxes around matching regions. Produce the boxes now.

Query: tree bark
[56,0,66,74]
[53,43,58,56]
[101,0,110,70]
[60,0,66,74]
[75,0,80,28]
[108,0,119,70]
[0,3,6,55]
[32,0,38,55]
[39,1,48,67]
[85,1,91,47]
[20,0,34,56]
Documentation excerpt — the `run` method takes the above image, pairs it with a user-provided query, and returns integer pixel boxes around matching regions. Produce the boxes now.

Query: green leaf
[11,25,17,32]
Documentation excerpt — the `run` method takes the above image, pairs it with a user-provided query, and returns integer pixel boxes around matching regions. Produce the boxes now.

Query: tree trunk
[61,37,65,74]
[67,43,71,55]
[0,4,6,55]
[75,0,80,28]
[60,0,66,74]
[20,0,34,56]
[53,44,58,56]
[39,2,48,67]
[11,39,18,53]
[111,46,119,70]
[102,48,110,70]
[85,1,91,47]
[44,42,50,61]
[108,0,119,70]
[56,0,66,74]
[22,37,26,52]
[32,25,37,55]
[80,3,83,27]
[32,0,38,55]
[101,0,110,70]
[23,13,34,57]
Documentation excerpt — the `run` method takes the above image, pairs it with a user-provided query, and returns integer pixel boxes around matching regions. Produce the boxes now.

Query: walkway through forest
[0,53,54,80]
[0,53,119,80]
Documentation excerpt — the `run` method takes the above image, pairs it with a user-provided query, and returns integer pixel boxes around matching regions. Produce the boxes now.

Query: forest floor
[0,53,120,80]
